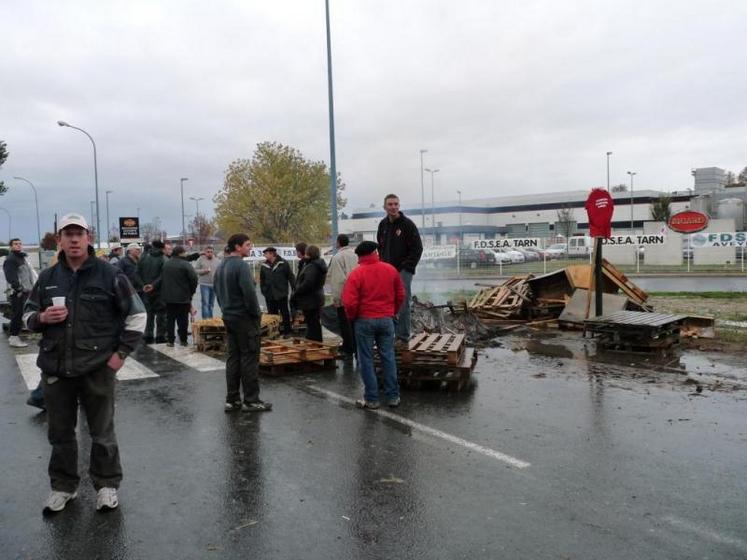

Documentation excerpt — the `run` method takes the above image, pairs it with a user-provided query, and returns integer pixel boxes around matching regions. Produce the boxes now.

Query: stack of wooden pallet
[192,314,284,352]
[259,338,339,375]
[584,310,686,353]
[467,276,532,323]
[376,332,478,391]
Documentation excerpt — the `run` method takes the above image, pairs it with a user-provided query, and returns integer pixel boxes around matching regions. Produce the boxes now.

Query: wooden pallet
[400,333,466,366]
[585,311,685,352]
[259,338,338,366]
[468,276,532,320]
[192,314,284,352]
[381,347,478,392]
[260,357,337,376]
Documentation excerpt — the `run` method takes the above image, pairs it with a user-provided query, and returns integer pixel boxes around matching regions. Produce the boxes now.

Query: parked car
[433,248,498,268]
[517,248,541,262]
[494,249,525,263]
[545,243,567,258]
[492,249,513,264]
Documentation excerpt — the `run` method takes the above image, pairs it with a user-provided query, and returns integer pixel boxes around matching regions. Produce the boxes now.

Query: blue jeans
[355,317,398,403]
[395,270,413,342]
[200,285,215,319]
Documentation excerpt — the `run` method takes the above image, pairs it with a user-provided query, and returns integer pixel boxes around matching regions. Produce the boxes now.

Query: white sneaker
[96,487,119,511]
[8,336,28,348]
[43,490,77,514]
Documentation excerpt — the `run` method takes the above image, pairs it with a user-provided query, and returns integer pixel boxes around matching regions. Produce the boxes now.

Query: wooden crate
[258,338,339,376]
[400,332,466,366]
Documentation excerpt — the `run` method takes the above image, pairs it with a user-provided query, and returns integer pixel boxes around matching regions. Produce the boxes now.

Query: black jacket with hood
[291,257,327,310]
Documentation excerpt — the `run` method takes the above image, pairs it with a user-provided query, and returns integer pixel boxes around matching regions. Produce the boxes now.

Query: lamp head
[57,120,70,127]
[180,177,189,182]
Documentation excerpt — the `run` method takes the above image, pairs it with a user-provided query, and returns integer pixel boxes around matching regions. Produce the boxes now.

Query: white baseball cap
[126,243,142,252]
[58,213,90,232]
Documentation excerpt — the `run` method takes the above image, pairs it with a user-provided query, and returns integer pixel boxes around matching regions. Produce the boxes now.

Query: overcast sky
[1,0,745,241]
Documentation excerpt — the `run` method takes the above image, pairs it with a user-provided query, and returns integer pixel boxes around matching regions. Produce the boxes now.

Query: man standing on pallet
[376,194,423,347]
[214,233,272,413]
[342,241,405,409]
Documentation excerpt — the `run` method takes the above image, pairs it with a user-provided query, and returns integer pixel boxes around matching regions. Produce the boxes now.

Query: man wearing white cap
[23,213,146,515]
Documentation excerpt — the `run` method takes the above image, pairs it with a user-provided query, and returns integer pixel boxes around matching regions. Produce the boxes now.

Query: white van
[567,236,593,257]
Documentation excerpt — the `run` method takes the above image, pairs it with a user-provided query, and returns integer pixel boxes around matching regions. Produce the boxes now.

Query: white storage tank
[716,198,745,231]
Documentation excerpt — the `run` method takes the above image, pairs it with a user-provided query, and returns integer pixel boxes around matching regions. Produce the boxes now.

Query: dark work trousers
[42,367,123,492]
[9,291,28,336]
[143,293,167,342]
[336,305,356,354]
[223,317,261,404]
[266,297,292,335]
[166,302,191,344]
[303,306,323,342]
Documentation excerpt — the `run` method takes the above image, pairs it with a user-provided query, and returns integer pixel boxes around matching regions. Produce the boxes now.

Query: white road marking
[307,385,531,469]
[151,343,225,372]
[662,515,747,551]
[14,353,158,390]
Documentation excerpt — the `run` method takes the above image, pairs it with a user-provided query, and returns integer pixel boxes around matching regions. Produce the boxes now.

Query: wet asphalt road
[1,332,746,560]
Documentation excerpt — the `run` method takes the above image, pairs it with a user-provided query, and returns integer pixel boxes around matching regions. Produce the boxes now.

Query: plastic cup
[52,296,66,307]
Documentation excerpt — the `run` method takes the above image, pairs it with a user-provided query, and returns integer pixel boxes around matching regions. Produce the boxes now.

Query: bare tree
[611,184,628,193]
[555,206,576,245]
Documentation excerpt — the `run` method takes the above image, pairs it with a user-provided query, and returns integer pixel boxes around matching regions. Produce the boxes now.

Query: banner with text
[118,217,141,241]
[602,234,667,246]
[245,247,299,261]
[471,238,541,250]
[688,232,747,248]
[421,245,457,260]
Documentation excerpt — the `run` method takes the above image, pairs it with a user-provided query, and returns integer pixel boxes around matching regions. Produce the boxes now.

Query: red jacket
[342,253,405,321]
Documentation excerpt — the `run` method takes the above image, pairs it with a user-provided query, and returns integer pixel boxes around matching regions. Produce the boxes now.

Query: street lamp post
[627,171,637,232]
[0,207,11,241]
[606,151,613,191]
[106,190,113,243]
[456,190,462,275]
[325,0,339,245]
[90,201,96,235]
[180,178,189,245]
[12,176,43,267]
[189,196,204,245]
[420,149,428,228]
[424,168,440,236]
[57,120,101,249]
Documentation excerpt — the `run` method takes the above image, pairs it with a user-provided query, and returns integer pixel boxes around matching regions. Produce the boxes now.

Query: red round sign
[668,211,708,233]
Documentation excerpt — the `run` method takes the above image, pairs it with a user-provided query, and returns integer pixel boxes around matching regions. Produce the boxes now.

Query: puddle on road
[501,330,747,393]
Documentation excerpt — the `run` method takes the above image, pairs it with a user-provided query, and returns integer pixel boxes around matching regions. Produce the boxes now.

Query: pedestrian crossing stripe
[14,353,159,390]
[150,343,225,372]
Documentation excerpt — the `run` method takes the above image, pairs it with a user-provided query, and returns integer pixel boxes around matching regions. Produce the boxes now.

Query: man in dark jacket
[291,245,328,342]
[117,243,143,293]
[160,245,198,347]
[214,233,272,412]
[137,240,168,343]
[23,212,145,514]
[259,247,295,336]
[3,238,35,348]
[376,194,423,344]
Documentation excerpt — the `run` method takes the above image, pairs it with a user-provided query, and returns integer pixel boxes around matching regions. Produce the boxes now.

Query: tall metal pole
[606,151,612,191]
[325,0,338,245]
[627,171,636,232]
[57,121,101,249]
[89,201,96,233]
[0,207,11,241]
[189,196,204,245]
[105,190,113,243]
[180,177,189,245]
[424,168,440,233]
[457,190,462,275]
[12,176,43,267]
[420,149,428,228]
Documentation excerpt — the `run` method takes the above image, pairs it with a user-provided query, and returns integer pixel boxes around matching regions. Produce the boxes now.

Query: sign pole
[594,237,603,316]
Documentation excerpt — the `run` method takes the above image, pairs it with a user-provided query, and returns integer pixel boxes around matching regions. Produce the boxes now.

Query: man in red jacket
[342,241,405,409]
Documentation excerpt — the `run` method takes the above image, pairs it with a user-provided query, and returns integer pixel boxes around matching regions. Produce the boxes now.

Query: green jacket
[137,248,167,294]
[161,256,198,304]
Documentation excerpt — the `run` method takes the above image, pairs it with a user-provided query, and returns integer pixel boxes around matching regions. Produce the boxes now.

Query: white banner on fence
[471,238,541,250]
[602,234,666,246]
[688,232,747,248]
[422,245,457,260]
[245,246,298,261]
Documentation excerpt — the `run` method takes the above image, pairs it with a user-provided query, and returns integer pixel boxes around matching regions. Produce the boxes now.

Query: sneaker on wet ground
[26,396,46,411]
[166,341,175,347]
[355,399,380,409]
[96,487,119,511]
[8,335,28,348]
[224,400,243,412]
[241,400,273,412]
[43,490,77,515]
[179,339,189,347]
[387,397,401,408]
